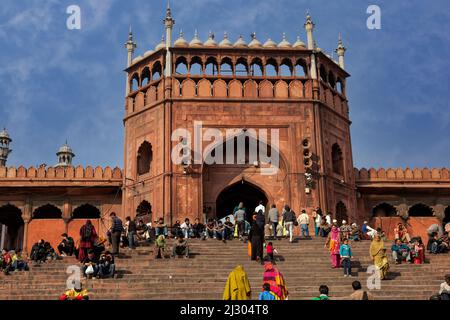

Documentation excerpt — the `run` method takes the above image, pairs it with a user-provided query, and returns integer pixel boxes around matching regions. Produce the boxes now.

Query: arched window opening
[408,204,434,217]
[136,200,152,223]
[33,204,62,219]
[328,72,336,89]
[280,59,293,77]
[332,143,344,176]
[220,58,233,76]
[337,79,344,94]
[130,73,139,92]
[137,141,153,176]
[205,57,218,76]
[250,59,263,77]
[443,206,450,228]
[265,59,278,77]
[319,65,328,83]
[335,201,348,223]
[190,57,203,76]
[72,204,101,219]
[235,58,248,76]
[295,60,307,77]
[372,203,397,217]
[141,67,151,86]
[175,58,188,75]
[152,62,162,81]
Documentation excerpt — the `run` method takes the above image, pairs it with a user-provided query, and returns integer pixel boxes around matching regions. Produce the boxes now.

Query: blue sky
[0,0,449,169]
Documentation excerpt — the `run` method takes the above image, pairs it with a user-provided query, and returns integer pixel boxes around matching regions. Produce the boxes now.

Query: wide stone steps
[0,238,448,300]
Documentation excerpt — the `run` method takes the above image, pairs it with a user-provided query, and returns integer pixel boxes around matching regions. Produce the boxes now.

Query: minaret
[335,34,347,69]
[124,25,137,96]
[0,128,12,167]
[164,1,175,77]
[304,12,318,80]
[55,141,75,168]
[304,11,315,50]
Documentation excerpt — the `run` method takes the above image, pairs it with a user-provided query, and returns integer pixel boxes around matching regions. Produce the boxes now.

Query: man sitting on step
[82,250,99,279]
[391,239,411,264]
[97,251,115,279]
[57,233,75,257]
[172,235,189,259]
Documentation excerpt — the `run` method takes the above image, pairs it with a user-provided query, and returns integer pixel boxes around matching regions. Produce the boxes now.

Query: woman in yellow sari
[370,234,390,280]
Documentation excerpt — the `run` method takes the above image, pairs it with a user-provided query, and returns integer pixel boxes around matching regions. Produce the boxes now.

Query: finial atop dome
[293,35,306,48]
[190,29,203,47]
[174,29,188,47]
[263,38,277,48]
[278,33,292,48]
[204,31,218,47]
[234,35,248,48]
[249,32,262,48]
[155,35,166,51]
[219,32,233,47]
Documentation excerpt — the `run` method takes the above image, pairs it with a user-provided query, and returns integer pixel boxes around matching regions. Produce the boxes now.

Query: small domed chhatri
[278,33,292,48]
[174,30,189,47]
[233,35,248,48]
[0,128,11,141]
[293,35,306,48]
[248,32,262,48]
[204,31,218,47]
[155,35,166,51]
[263,38,277,48]
[219,32,233,47]
[55,141,75,168]
[189,30,203,47]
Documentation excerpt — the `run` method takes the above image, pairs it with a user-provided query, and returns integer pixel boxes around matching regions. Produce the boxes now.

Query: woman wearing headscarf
[370,234,390,280]
[325,225,341,268]
[79,220,98,262]
[223,265,251,300]
[248,219,264,264]
[262,261,289,300]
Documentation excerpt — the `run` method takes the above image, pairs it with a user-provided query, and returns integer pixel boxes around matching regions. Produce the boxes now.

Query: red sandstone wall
[27,219,66,252]
[371,217,439,242]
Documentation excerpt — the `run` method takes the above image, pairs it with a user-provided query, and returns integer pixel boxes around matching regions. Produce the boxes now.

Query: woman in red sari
[78,220,98,262]
[262,262,289,300]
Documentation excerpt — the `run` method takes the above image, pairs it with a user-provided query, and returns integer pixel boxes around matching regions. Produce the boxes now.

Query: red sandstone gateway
[0,3,448,301]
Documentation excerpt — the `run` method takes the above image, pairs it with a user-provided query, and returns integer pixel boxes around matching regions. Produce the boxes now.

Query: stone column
[63,200,72,234]
[22,200,32,255]
[395,204,409,220]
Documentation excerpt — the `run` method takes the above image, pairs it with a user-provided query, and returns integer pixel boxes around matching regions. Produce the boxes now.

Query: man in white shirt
[180,218,193,239]
[325,213,332,225]
[439,274,450,300]
[255,201,265,214]
[297,210,310,238]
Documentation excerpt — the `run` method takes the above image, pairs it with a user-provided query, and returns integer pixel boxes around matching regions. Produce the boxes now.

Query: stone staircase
[0,237,448,300]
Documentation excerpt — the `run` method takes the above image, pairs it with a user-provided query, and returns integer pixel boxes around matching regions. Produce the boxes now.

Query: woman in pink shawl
[325,225,341,268]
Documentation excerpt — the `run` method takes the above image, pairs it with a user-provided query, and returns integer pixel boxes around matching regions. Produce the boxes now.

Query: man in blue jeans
[125,216,137,249]
[339,238,353,277]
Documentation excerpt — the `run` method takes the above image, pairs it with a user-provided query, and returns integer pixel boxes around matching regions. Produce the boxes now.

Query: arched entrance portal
[216,181,268,220]
[0,204,24,250]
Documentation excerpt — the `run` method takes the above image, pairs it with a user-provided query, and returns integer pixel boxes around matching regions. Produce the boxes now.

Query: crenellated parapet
[354,167,450,182]
[0,165,122,181]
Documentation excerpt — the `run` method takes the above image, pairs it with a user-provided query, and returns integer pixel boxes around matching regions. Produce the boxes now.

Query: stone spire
[335,33,347,69]
[124,25,137,96]
[304,11,315,50]
[0,128,12,167]
[305,12,317,80]
[164,0,175,77]
[55,141,75,168]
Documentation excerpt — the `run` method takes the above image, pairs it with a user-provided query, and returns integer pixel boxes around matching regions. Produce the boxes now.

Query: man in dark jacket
[248,221,264,264]
[109,212,123,256]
